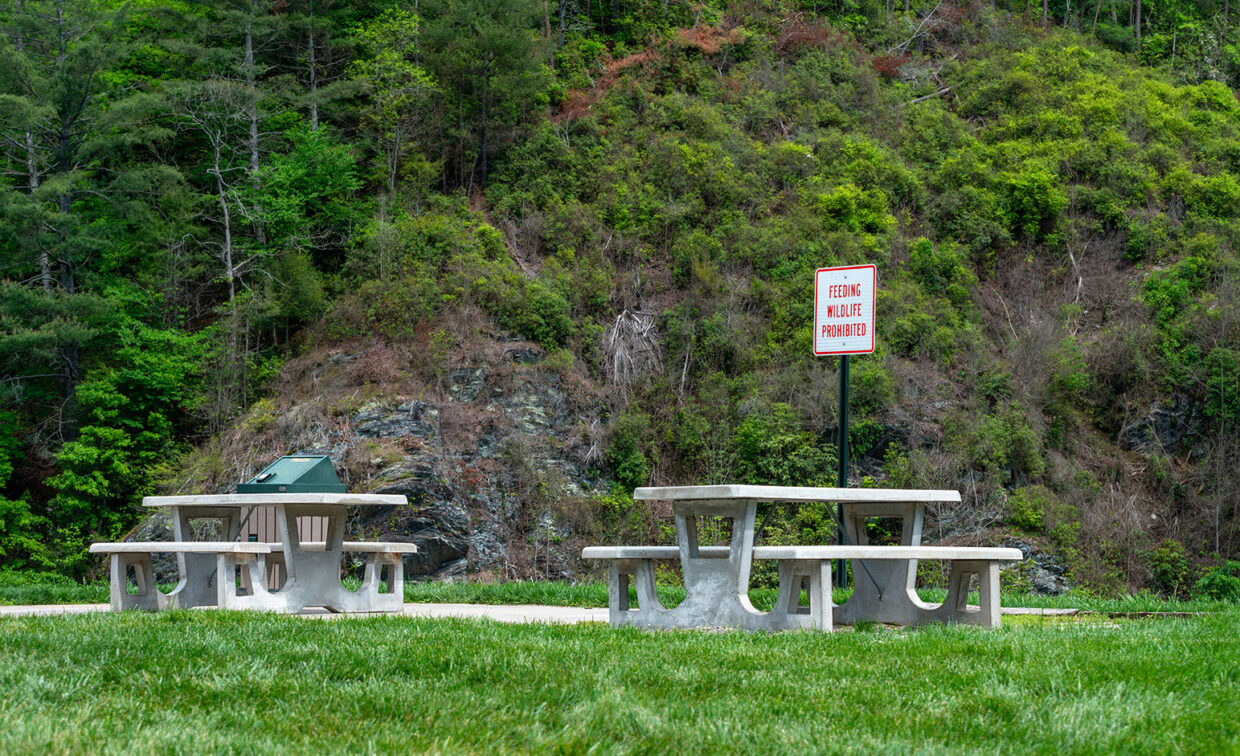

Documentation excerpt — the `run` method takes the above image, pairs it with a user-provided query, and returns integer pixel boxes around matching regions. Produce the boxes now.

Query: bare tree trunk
[244,6,259,175]
[213,145,237,304]
[1135,0,1142,44]
[480,83,488,183]
[387,133,400,194]
[307,0,318,130]
[243,2,267,247]
[1044,0,1049,24]
[557,0,567,50]
[1092,0,1104,34]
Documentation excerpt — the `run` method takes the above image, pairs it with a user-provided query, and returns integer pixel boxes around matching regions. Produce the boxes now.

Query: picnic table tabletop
[633,484,960,504]
[142,493,408,507]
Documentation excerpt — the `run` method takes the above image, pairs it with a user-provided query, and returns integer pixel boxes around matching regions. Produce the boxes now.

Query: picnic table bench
[90,541,272,612]
[583,485,1023,631]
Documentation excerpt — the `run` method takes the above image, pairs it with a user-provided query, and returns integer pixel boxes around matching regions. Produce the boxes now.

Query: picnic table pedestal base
[611,500,827,631]
[833,500,925,626]
[832,502,1004,627]
[172,506,242,609]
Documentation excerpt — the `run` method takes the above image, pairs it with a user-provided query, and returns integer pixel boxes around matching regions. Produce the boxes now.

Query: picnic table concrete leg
[809,560,833,632]
[921,560,1002,628]
[657,500,787,630]
[978,561,1001,627]
[110,553,162,611]
[771,559,834,631]
[604,559,666,627]
[354,552,404,613]
[215,552,283,611]
[608,561,631,625]
[633,559,662,616]
[775,560,802,618]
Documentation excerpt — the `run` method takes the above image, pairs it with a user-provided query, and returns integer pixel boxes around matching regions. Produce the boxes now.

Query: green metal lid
[236,455,346,494]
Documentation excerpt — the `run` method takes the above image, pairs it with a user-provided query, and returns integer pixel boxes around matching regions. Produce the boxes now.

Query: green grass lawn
[1,610,1237,753]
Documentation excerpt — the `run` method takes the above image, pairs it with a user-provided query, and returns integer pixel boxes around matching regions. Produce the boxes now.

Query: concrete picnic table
[92,493,413,613]
[582,485,1021,630]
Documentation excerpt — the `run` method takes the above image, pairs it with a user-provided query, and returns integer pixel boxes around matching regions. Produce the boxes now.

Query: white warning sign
[813,264,876,356]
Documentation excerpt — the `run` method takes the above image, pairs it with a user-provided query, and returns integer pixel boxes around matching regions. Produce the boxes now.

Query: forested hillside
[2,0,1238,595]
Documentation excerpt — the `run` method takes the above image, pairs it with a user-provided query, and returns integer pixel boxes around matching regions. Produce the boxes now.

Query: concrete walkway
[0,602,611,624]
[0,602,1075,621]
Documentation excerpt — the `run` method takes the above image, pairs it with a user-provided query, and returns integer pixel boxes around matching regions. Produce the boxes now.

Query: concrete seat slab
[89,541,272,554]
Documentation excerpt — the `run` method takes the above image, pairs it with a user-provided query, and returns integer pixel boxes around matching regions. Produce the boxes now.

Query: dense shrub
[1191,561,1240,601]
[733,403,833,487]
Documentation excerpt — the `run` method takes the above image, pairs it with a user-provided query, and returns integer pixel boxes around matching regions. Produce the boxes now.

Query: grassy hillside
[1,2,1237,597]
[320,10,1240,592]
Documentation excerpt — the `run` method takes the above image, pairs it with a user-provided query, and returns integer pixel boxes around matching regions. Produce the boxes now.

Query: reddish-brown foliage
[554,49,661,123]
[872,53,910,79]
[775,13,834,57]
[674,25,745,55]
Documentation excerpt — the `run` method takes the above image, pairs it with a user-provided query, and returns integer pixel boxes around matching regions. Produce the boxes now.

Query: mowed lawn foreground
[1,612,1238,754]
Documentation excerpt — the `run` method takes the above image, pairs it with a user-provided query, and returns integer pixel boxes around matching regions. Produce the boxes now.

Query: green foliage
[947,407,1045,483]
[1203,348,1240,421]
[46,318,202,573]
[255,125,363,264]
[849,358,895,415]
[809,181,894,236]
[1191,561,1240,602]
[1000,160,1067,244]
[906,238,976,305]
[606,410,651,494]
[733,403,833,487]
[0,411,49,569]
[2,0,1240,593]
[879,279,980,364]
[1147,538,1191,597]
[1006,486,1045,531]
[589,492,656,545]
[1045,336,1091,421]
[348,8,439,193]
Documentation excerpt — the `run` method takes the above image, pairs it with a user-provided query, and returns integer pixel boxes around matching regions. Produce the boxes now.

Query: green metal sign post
[813,264,877,590]
[837,354,850,588]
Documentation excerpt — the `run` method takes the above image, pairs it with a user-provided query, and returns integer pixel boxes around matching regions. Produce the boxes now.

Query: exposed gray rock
[428,558,468,582]
[372,461,454,505]
[1004,538,1071,595]
[1119,395,1199,454]
[508,347,544,364]
[501,377,571,437]
[357,483,471,579]
[469,526,508,570]
[353,400,439,438]
[448,368,487,402]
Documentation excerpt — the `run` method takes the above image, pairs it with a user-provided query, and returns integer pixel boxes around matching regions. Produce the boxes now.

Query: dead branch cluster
[603,309,662,386]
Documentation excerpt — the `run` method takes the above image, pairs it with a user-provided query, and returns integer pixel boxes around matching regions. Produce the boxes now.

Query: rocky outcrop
[306,347,606,581]
[1004,538,1072,595]
[1118,395,1199,455]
